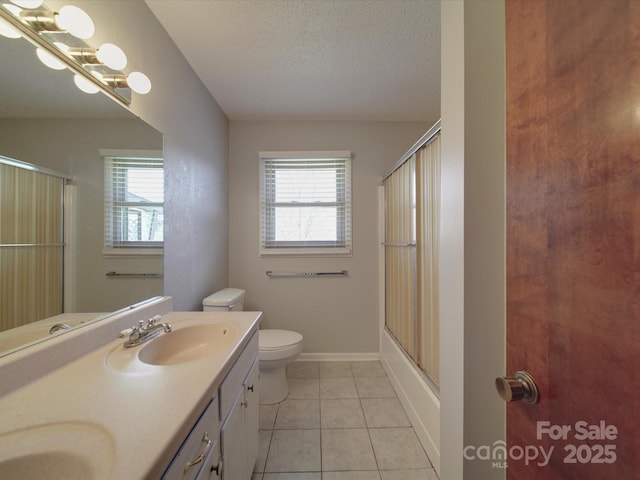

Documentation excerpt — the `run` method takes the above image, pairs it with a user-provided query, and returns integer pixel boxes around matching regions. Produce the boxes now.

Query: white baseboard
[380,330,440,475]
[296,352,381,362]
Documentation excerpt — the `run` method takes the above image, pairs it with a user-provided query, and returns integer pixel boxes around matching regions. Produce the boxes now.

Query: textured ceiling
[146,0,440,122]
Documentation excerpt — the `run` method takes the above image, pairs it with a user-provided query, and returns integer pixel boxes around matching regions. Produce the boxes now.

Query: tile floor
[253,361,439,480]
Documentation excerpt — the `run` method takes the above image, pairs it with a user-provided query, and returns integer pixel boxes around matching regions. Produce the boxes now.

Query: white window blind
[259,151,352,256]
[104,153,164,253]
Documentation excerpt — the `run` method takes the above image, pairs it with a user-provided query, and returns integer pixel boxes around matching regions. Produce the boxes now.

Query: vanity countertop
[0,310,262,479]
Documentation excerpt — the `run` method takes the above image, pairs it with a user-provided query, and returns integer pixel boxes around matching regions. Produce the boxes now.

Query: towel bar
[106,271,162,278]
[265,270,348,278]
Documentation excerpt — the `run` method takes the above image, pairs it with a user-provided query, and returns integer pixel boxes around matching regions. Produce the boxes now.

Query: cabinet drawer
[195,439,221,480]
[219,331,258,420]
[163,396,220,480]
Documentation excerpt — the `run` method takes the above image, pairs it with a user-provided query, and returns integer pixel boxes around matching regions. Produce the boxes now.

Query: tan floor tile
[322,428,377,471]
[287,378,320,399]
[380,469,439,480]
[320,361,353,377]
[323,472,382,480]
[259,404,279,430]
[265,429,321,472]
[361,398,411,428]
[254,429,273,473]
[274,399,320,429]
[369,428,430,470]
[321,398,366,428]
[320,377,359,399]
[350,361,386,377]
[263,474,321,480]
[287,361,320,378]
[355,376,396,398]
[258,362,435,478]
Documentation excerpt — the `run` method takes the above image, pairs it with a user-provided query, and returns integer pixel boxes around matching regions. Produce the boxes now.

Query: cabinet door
[220,389,244,480]
[243,360,259,478]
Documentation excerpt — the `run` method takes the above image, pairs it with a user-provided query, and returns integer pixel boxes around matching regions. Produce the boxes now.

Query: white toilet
[202,288,303,405]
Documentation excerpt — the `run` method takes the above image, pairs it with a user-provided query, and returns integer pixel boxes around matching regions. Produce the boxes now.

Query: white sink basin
[139,324,237,366]
[0,422,115,480]
[106,320,241,372]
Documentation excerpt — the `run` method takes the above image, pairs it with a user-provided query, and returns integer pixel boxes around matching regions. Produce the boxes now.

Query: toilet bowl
[202,288,303,405]
[258,329,303,404]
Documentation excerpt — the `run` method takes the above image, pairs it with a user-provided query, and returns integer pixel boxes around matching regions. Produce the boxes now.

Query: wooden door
[506,0,640,478]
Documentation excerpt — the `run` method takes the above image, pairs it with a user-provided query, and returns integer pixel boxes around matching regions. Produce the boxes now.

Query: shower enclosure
[383,121,441,388]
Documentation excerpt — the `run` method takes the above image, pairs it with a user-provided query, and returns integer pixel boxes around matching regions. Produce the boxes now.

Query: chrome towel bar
[106,271,162,278]
[266,270,348,278]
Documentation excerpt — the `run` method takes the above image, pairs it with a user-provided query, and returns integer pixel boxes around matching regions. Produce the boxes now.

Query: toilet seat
[259,329,303,361]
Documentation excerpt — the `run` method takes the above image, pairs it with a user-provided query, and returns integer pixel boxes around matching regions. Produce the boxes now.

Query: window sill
[259,247,352,257]
[103,248,163,258]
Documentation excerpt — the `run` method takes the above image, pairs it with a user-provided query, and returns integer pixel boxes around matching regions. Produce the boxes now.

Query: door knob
[495,371,539,404]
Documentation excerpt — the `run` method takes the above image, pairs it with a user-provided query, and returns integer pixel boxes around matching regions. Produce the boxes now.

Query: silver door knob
[495,371,539,404]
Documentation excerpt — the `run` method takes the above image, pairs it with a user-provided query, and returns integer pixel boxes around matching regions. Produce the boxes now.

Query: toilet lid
[259,329,303,350]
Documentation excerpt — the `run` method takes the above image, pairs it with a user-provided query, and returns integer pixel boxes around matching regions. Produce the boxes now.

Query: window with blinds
[103,153,164,254]
[259,151,352,256]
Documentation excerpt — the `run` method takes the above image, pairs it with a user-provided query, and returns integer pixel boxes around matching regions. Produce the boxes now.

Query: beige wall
[67,1,231,311]
[229,121,427,353]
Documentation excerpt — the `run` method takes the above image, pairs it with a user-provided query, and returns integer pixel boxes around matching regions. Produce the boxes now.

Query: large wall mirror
[0,29,163,357]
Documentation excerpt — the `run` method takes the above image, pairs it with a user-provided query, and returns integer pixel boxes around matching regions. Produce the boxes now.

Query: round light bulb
[55,5,94,39]
[73,74,99,94]
[97,43,127,70]
[53,41,69,53]
[0,17,21,39]
[127,71,151,94]
[3,5,21,16]
[36,48,66,70]
[10,0,44,8]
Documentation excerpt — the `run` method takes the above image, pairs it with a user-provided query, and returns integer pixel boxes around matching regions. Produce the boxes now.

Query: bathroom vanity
[0,297,261,479]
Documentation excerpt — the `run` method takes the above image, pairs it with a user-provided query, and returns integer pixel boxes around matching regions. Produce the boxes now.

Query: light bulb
[0,17,20,39]
[96,43,127,70]
[73,74,99,94]
[127,71,151,94]
[10,0,43,8]
[55,5,94,39]
[53,41,69,53]
[36,48,65,70]
[3,4,21,15]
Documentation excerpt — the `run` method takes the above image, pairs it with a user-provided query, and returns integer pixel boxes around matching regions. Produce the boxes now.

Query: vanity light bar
[0,1,152,103]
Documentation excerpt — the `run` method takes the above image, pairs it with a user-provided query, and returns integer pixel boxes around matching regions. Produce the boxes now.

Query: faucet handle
[147,315,163,327]
[118,327,135,338]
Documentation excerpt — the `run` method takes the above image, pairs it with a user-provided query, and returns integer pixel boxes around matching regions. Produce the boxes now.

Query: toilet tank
[203,288,246,312]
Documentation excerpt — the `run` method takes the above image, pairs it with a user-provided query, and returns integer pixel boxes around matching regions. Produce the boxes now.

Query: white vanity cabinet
[219,333,259,480]
[162,329,259,480]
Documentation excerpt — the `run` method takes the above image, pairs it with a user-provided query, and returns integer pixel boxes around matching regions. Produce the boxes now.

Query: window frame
[259,151,352,257]
[102,149,164,257]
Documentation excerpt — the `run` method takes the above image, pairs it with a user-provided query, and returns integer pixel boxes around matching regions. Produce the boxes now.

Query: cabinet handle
[211,459,223,477]
[183,432,213,474]
[241,400,248,408]
[247,384,254,392]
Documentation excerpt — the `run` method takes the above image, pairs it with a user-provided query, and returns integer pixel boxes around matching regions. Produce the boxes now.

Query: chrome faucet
[118,315,172,348]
